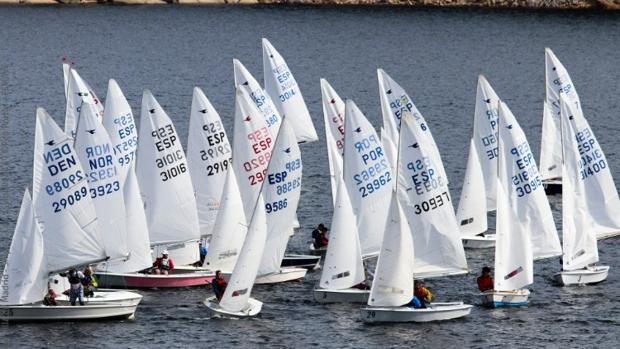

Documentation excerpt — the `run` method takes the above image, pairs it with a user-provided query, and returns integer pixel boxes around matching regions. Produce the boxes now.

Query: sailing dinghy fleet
[1,43,618,323]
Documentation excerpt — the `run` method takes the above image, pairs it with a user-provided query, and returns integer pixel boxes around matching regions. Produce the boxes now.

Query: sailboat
[540,48,583,195]
[456,76,502,249]
[1,109,140,321]
[131,90,213,287]
[262,38,318,144]
[255,118,307,284]
[90,80,156,287]
[481,101,559,307]
[554,95,612,285]
[204,195,267,318]
[361,191,472,323]
[187,87,232,238]
[0,190,140,322]
[313,176,369,303]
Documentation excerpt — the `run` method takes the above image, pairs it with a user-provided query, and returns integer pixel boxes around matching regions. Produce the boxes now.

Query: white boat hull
[255,267,307,284]
[555,265,609,286]
[481,289,530,308]
[361,302,472,323]
[0,303,139,322]
[313,288,370,303]
[462,234,496,249]
[204,296,262,318]
[56,290,143,307]
[596,230,620,240]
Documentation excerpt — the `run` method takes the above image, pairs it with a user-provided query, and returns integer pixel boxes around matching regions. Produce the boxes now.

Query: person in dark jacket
[477,266,494,292]
[312,224,329,249]
[212,270,228,301]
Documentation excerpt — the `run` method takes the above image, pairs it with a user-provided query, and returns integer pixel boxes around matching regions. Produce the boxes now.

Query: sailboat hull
[462,234,496,249]
[56,290,143,307]
[555,265,609,286]
[313,288,370,303]
[481,289,530,307]
[361,302,472,323]
[543,179,562,195]
[204,296,262,318]
[596,230,620,240]
[255,267,307,284]
[282,254,321,270]
[0,303,139,322]
[94,271,214,289]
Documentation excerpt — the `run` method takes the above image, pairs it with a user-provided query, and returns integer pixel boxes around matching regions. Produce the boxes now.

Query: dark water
[1,5,620,348]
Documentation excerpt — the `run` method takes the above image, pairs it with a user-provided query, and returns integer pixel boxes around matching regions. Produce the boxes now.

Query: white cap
[162,250,169,255]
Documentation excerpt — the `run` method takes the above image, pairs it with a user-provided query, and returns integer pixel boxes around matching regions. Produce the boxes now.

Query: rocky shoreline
[0,0,618,9]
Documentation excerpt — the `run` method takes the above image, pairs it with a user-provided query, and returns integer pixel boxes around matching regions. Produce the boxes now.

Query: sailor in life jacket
[153,250,174,275]
[62,268,85,306]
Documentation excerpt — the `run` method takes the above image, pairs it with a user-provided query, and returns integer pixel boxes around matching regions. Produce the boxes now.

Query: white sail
[320,79,345,206]
[456,140,488,237]
[262,38,318,143]
[540,48,582,181]
[397,112,468,277]
[381,129,398,190]
[377,69,446,182]
[496,101,561,261]
[343,100,392,257]
[102,79,152,273]
[233,59,281,134]
[471,75,500,209]
[494,102,535,291]
[102,79,138,184]
[231,87,274,221]
[62,62,71,99]
[368,193,414,307]
[560,97,599,270]
[64,68,103,137]
[0,190,47,305]
[539,102,561,180]
[258,118,303,276]
[32,108,106,272]
[187,87,233,237]
[136,90,200,265]
[559,96,620,240]
[319,176,365,290]
[219,195,268,313]
[202,167,247,272]
[75,102,128,261]
[105,166,153,273]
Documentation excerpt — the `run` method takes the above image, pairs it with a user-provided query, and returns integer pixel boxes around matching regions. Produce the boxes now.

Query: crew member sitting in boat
[62,268,85,306]
[153,250,174,275]
[312,224,329,249]
[212,270,227,301]
[414,280,433,307]
[405,295,423,308]
[42,287,57,306]
[477,266,494,292]
[82,266,98,297]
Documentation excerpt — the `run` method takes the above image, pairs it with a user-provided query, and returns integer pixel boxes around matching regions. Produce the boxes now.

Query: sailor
[477,266,494,292]
[414,280,433,307]
[212,270,228,301]
[312,224,329,249]
[153,250,174,275]
[63,268,85,306]
[42,287,57,306]
[199,242,208,264]
[82,266,98,297]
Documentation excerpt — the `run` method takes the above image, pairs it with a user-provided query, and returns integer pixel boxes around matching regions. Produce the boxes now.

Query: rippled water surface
[1,5,619,348]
